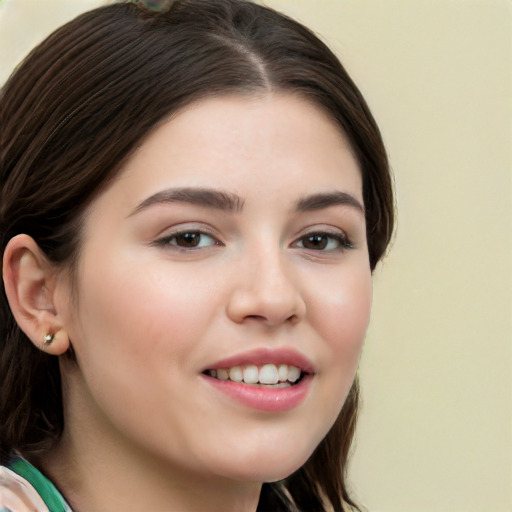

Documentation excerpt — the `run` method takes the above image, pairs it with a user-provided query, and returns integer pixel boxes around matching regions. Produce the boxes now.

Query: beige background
[1,1,511,511]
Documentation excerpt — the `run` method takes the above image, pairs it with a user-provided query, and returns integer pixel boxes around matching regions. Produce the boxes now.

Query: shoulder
[0,465,50,511]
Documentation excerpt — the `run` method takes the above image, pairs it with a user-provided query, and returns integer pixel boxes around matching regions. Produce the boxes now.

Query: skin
[6,93,372,511]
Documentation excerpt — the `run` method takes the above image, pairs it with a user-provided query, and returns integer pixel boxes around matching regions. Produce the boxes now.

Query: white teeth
[208,364,303,385]
[228,366,243,382]
[278,364,288,382]
[288,366,301,383]
[243,365,259,384]
[259,364,279,384]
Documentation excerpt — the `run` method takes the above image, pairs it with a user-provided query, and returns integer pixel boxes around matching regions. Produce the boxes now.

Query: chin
[213,446,315,484]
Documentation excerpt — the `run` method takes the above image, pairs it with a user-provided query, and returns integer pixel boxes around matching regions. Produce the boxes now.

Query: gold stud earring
[43,333,55,346]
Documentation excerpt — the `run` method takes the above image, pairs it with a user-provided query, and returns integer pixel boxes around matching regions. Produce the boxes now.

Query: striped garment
[0,457,72,512]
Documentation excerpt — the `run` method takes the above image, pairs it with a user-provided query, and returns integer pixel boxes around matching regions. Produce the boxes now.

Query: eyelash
[154,229,353,252]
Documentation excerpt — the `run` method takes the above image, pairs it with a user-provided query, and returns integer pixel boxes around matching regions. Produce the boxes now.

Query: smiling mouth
[203,363,305,388]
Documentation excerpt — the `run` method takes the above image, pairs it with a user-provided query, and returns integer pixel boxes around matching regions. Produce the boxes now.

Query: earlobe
[2,234,70,355]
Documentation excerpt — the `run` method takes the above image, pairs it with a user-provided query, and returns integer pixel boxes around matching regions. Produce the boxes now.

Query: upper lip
[203,347,316,374]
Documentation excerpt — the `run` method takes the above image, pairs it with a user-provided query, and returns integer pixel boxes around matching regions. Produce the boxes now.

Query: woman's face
[57,93,372,483]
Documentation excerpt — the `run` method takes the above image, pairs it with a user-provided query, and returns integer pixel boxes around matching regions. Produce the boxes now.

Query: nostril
[237,315,265,324]
[243,313,298,325]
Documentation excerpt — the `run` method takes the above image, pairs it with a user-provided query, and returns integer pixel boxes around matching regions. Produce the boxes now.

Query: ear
[2,234,70,355]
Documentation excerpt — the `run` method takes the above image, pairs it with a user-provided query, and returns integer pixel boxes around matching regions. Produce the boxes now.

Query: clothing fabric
[0,457,72,512]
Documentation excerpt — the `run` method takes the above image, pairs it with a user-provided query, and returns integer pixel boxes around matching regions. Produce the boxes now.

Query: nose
[226,246,306,327]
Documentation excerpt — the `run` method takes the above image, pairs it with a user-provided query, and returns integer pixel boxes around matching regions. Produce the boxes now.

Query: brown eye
[295,232,352,251]
[302,234,329,250]
[157,231,218,249]
[174,232,202,247]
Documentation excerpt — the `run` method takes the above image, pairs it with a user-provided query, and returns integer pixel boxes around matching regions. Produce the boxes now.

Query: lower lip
[201,374,312,412]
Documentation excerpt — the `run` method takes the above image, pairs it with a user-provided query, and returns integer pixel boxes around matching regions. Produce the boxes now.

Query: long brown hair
[0,1,394,510]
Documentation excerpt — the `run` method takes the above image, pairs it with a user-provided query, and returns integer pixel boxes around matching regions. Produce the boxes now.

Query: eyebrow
[130,187,364,217]
[295,191,365,215]
[130,187,245,215]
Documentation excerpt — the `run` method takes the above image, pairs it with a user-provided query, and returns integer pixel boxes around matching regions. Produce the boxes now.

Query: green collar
[8,456,72,512]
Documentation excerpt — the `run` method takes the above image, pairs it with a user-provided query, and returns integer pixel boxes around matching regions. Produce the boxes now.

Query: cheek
[310,263,372,372]
[69,254,227,428]
[78,256,215,352]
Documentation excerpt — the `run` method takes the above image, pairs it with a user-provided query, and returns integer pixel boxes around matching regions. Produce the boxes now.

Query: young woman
[0,0,394,510]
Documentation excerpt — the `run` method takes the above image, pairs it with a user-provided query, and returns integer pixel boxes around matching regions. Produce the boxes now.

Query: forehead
[118,93,361,194]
